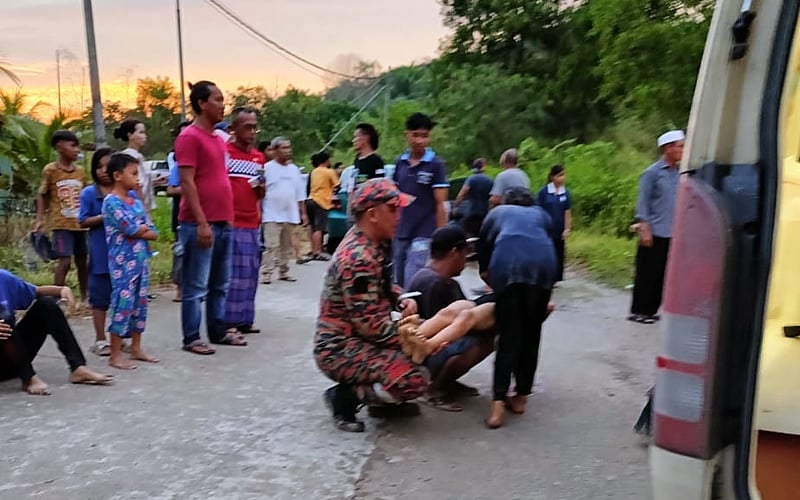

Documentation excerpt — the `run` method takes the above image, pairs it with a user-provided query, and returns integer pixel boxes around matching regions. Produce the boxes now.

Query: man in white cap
[628,130,685,325]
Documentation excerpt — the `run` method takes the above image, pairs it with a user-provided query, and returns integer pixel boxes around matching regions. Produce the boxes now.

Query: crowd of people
[1,76,682,437]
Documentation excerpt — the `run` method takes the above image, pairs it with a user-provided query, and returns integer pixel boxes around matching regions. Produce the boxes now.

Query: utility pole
[82,0,106,146]
[382,76,390,137]
[55,50,62,116]
[176,0,187,120]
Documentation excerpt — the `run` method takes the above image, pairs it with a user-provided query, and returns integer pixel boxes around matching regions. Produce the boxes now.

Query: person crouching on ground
[406,224,494,411]
[0,269,113,395]
[314,178,424,432]
[102,153,159,370]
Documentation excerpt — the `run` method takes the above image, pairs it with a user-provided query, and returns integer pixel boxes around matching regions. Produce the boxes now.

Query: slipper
[450,381,480,397]
[183,340,216,355]
[422,394,463,412]
[237,325,261,334]
[279,276,297,282]
[71,376,114,386]
[171,298,182,303]
[627,314,655,325]
[212,331,248,346]
[260,278,272,285]
[90,341,111,357]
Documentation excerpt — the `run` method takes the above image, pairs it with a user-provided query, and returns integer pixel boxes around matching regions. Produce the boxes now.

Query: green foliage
[567,230,637,288]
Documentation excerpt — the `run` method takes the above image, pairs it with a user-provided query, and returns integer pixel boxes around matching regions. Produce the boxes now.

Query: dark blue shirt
[465,173,493,217]
[79,184,109,275]
[537,183,571,239]
[478,205,557,292]
[0,269,37,327]
[393,148,449,240]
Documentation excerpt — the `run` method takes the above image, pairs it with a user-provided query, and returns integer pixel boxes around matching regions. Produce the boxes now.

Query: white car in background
[144,160,170,195]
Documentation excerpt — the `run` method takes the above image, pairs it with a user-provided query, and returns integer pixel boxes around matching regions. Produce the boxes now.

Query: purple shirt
[393,148,449,240]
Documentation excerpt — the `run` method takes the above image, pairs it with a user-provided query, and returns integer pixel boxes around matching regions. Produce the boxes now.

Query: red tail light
[653,175,730,459]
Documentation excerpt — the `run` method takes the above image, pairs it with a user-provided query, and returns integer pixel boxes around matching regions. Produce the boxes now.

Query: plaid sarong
[224,227,260,327]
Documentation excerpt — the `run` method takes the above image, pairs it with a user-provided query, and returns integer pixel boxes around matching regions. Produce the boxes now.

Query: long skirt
[224,227,260,328]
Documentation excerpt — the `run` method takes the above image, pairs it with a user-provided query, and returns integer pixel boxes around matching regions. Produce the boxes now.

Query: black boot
[324,384,365,433]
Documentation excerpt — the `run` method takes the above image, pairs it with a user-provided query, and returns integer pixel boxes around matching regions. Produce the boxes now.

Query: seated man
[406,225,494,411]
[314,178,424,433]
[0,269,114,395]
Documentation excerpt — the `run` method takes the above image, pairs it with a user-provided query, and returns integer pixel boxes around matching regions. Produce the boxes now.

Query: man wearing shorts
[407,225,494,411]
[34,130,89,301]
[304,151,339,262]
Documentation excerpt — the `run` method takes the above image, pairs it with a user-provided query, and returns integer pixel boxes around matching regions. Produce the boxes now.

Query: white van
[650,1,800,499]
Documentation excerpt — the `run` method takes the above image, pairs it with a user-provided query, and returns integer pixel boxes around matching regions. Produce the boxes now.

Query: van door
[649,1,799,499]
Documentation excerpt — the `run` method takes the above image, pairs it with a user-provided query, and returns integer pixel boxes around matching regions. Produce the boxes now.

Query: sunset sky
[0,0,448,114]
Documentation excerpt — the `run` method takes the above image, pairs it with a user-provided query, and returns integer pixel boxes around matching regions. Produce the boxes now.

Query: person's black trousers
[0,297,86,382]
[630,237,671,317]
[552,237,565,282]
[493,283,552,401]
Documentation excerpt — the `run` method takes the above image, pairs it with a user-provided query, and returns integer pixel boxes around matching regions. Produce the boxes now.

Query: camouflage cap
[351,178,415,213]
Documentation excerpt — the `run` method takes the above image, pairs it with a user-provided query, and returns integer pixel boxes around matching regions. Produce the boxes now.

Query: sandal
[422,393,463,412]
[279,275,297,282]
[90,340,111,357]
[182,340,216,355]
[313,253,331,262]
[237,325,261,334]
[627,314,656,324]
[213,330,248,346]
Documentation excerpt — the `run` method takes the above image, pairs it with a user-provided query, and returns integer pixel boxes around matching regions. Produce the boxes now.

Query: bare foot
[109,356,137,370]
[130,350,160,363]
[23,375,51,396]
[69,366,114,385]
[506,394,527,414]
[485,401,505,429]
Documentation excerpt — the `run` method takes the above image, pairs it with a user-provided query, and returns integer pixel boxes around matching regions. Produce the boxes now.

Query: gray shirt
[490,168,530,198]
[635,159,680,238]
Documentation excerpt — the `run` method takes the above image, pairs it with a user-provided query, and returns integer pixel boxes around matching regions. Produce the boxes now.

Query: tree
[135,76,180,116]
[0,58,21,87]
[229,85,271,110]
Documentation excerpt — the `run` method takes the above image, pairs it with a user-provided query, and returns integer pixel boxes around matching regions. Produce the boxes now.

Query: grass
[567,230,637,289]
[7,196,176,288]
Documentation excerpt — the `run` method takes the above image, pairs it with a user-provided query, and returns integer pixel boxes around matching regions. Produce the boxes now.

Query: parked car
[145,160,170,195]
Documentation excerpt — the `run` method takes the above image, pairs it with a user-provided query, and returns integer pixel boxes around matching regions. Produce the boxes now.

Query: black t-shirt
[354,153,385,186]
[407,267,466,320]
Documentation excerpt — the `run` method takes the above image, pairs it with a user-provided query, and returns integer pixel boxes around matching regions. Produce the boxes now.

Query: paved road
[0,263,656,500]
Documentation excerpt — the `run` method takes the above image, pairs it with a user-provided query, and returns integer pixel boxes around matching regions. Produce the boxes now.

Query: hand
[59,286,75,308]
[197,223,213,249]
[154,177,168,187]
[562,228,571,239]
[639,226,654,247]
[0,320,11,341]
[399,298,418,317]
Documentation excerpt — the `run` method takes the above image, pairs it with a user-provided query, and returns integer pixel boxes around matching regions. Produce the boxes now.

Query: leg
[108,276,137,370]
[261,222,281,282]
[416,300,477,338]
[171,240,183,301]
[510,285,552,408]
[487,285,525,428]
[88,273,111,350]
[553,238,565,282]
[279,224,295,277]
[179,223,213,346]
[225,228,259,329]
[430,334,494,395]
[72,231,90,301]
[207,224,233,343]
[650,237,671,315]
[51,230,73,287]
[630,243,656,316]
[403,238,431,289]
[130,271,158,363]
[392,238,411,287]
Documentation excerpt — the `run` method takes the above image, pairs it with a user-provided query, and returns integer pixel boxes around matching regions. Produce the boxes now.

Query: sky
[0,0,448,114]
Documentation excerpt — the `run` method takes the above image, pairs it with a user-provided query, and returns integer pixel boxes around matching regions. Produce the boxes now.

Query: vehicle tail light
[653,175,729,459]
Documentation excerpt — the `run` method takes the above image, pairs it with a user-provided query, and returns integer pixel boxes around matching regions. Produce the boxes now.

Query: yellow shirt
[309,167,339,210]
[38,162,87,231]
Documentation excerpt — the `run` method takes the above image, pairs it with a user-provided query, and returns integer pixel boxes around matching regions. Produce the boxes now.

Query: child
[102,153,159,370]
[79,148,115,356]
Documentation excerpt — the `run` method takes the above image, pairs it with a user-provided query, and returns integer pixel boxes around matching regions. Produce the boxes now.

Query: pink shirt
[175,124,233,223]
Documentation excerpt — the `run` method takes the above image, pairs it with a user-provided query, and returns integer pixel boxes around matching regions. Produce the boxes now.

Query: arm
[103,197,158,242]
[563,209,572,238]
[434,188,447,228]
[342,267,398,346]
[34,167,50,231]
[634,170,655,246]
[35,285,74,307]
[489,173,504,209]
[455,180,470,205]
[78,188,103,228]
[296,169,309,225]
[477,211,497,283]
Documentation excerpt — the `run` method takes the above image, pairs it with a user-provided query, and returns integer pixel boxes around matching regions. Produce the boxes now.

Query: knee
[31,296,62,314]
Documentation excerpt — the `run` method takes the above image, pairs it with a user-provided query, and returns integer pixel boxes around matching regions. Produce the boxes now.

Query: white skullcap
[657,130,686,147]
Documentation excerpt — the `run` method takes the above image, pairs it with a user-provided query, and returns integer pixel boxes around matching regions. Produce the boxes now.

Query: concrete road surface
[0,262,656,500]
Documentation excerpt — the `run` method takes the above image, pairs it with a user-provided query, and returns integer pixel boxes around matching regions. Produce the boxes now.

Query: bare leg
[91,309,107,343]
[74,254,89,301]
[416,300,476,338]
[130,331,159,363]
[426,303,495,348]
[54,257,71,287]
[22,375,51,396]
[312,230,323,255]
[109,335,136,370]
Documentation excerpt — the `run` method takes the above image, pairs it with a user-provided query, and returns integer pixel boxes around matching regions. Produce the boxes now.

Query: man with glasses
[314,178,426,432]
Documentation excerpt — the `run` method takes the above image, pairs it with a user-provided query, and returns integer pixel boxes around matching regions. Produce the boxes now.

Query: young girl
[79,148,115,356]
[114,119,156,214]
[102,153,159,370]
[537,165,572,283]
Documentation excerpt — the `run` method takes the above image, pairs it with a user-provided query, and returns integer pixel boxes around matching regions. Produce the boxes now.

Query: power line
[202,0,325,80]
[204,0,379,81]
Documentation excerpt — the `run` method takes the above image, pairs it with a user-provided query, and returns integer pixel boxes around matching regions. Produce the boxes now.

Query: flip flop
[212,331,248,346]
[182,340,216,355]
[237,325,261,334]
[71,375,114,386]
[90,341,111,357]
[627,314,656,325]
[422,394,463,412]
[279,276,297,282]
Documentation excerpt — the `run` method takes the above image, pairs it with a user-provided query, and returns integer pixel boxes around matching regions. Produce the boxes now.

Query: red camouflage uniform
[314,226,429,404]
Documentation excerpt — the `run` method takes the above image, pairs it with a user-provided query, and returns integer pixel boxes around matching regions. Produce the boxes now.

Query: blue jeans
[392,237,431,288]
[179,222,233,345]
